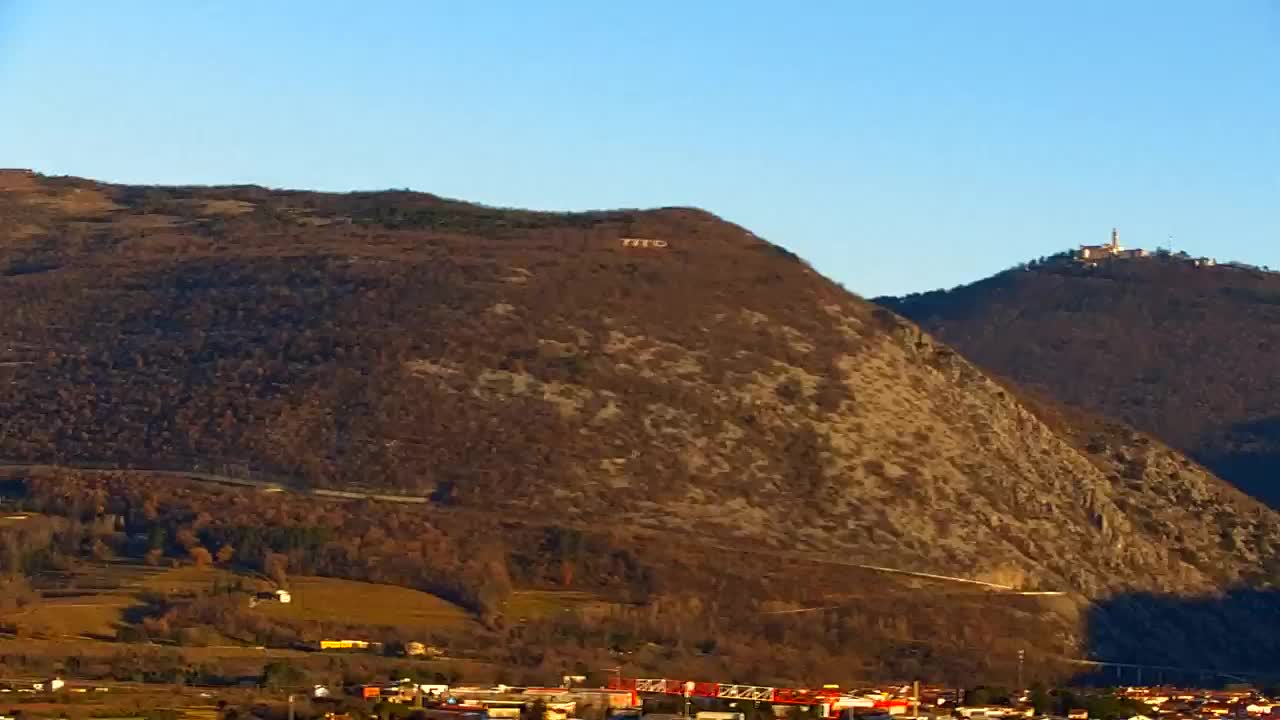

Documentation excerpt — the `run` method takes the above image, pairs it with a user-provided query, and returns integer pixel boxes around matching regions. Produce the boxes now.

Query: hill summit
[878,239,1280,507]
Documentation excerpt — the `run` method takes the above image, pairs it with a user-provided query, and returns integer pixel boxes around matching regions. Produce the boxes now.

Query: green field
[255,576,476,631]
[501,590,615,622]
[13,561,481,640]
[10,595,131,638]
[12,563,250,640]
[136,564,246,594]
[9,556,618,653]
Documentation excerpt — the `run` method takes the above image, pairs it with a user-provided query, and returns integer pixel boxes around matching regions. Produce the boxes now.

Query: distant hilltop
[876,235,1280,508]
[1035,227,1280,275]
[1073,228,1219,269]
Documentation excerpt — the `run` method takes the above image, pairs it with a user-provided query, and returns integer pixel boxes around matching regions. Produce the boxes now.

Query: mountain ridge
[4,172,1280,678]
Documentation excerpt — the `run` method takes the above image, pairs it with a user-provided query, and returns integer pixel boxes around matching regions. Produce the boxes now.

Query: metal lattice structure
[623,677,844,706]
[610,675,911,720]
[716,685,775,701]
[633,679,675,694]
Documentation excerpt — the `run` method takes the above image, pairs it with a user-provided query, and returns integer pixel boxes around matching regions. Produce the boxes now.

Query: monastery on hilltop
[1073,229,1223,270]
[1077,228,1149,263]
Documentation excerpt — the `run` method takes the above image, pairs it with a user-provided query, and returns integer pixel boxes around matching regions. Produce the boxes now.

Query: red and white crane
[609,678,912,718]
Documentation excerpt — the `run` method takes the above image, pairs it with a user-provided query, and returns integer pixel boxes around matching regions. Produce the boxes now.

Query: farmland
[9,559,483,646]
[501,590,617,623]
[16,562,254,640]
[254,576,475,632]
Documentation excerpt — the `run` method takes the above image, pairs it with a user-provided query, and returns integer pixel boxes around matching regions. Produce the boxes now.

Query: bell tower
[1111,228,1120,252]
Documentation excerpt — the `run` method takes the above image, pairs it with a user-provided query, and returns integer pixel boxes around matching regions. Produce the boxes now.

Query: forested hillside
[5,171,1280,681]
[878,255,1280,506]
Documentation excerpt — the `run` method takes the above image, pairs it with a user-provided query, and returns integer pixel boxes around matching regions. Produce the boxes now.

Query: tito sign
[620,238,668,249]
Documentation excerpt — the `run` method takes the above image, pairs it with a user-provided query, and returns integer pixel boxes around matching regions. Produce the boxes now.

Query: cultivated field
[254,576,475,631]
[501,590,615,622]
[13,560,484,641]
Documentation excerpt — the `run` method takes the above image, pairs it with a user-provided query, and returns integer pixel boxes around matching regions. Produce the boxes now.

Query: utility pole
[911,681,920,720]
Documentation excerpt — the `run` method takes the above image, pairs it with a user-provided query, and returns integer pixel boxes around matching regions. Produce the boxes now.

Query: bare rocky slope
[3,171,1280,677]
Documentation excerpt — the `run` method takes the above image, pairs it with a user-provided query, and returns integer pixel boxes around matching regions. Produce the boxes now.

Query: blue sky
[1,1,1276,296]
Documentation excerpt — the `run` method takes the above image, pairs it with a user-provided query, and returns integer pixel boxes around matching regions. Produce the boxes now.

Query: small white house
[251,589,291,606]
[418,684,449,697]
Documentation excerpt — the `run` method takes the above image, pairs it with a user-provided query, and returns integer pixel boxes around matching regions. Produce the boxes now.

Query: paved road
[0,460,431,504]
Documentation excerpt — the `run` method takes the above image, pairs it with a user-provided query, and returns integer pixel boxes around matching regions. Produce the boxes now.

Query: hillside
[877,253,1280,507]
[4,171,1280,680]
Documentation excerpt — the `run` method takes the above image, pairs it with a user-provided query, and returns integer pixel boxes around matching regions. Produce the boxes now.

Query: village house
[32,678,64,692]
[249,588,291,606]
[319,638,377,651]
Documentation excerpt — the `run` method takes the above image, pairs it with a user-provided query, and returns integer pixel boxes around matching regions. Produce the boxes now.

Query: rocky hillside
[4,172,1280,676]
[878,254,1280,508]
